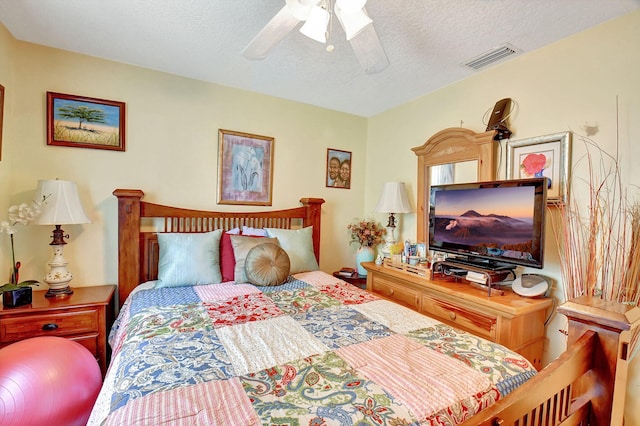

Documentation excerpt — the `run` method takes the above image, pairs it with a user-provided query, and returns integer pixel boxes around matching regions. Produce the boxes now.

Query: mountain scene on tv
[433,186,535,259]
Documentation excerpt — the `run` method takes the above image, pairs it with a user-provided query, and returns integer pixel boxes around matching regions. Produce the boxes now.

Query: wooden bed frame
[113,189,639,426]
[113,189,324,308]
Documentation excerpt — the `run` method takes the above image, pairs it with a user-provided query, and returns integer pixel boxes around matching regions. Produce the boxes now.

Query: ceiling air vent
[463,43,520,71]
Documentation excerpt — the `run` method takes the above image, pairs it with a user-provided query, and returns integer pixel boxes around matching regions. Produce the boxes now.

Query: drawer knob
[448,312,456,320]
[42,323,59,331]
[387,289,394,296]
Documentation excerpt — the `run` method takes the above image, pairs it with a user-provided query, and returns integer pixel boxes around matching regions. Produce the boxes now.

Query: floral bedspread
[89,271,536,425]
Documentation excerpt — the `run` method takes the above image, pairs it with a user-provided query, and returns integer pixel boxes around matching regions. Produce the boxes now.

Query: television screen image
[429,178,547,269]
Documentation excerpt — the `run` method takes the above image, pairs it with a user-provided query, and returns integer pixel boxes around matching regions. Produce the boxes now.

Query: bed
[89,189,639,425]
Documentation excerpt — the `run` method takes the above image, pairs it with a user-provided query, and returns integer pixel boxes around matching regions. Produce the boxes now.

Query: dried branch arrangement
[551,135,639,306]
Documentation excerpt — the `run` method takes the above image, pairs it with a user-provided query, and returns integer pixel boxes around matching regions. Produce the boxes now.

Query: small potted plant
[1,197,47,308]
[0,271,39,307]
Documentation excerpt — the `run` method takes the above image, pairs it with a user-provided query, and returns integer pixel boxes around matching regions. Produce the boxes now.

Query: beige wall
[2,9,640,424]
[0,32,368,290]
[0,23,14,268]
[367,10,640,424]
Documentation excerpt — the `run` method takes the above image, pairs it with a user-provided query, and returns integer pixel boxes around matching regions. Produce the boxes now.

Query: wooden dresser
[362,262,553,369]
[0,285,116,377]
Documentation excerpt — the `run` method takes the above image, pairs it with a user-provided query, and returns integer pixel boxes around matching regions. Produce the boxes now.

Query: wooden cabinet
[0,285,116,377]
[362,262,552,369]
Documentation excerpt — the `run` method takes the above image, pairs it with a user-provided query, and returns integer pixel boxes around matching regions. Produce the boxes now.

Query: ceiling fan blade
[242,6,301,60]
[349,23,389,74]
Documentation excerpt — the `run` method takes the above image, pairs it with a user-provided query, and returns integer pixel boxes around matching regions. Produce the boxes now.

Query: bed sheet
[89,271,536,425]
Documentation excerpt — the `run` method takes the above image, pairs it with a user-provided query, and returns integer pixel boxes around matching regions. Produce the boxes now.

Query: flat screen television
[428,177,548,270]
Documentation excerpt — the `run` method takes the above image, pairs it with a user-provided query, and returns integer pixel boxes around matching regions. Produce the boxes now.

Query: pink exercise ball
[0,336,102,426]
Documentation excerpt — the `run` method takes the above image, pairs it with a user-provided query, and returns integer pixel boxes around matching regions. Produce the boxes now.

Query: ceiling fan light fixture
[335,0,367,13]
[285,0,320,20]
[335,6,372,40]
[300,5,330,43]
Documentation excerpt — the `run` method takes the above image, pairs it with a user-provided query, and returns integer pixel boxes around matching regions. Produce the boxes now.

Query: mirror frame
[412,127,498,242]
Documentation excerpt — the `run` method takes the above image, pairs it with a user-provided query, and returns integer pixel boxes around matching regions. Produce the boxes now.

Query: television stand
[432,258,516,296]
[439,256,516,271]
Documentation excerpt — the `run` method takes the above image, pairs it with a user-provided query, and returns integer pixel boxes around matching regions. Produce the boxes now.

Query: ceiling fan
[241,0,389,74]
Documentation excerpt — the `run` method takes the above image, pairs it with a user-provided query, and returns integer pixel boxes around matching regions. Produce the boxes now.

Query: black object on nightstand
[333,271,367,289]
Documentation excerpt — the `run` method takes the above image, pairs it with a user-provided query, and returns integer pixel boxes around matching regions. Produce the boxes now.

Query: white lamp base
[44,244,74,297]
[381,225,397,258]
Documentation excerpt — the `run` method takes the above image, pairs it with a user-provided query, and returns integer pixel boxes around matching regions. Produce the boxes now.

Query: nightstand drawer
[371,276,421,310]
[69,334,99,357]
[0,308,99,343]
[422,295,496,339]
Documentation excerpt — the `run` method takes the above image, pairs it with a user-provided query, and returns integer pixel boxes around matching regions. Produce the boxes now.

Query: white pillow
[265,226,318,274]
[242,226,267,236]
[156,230,223,288]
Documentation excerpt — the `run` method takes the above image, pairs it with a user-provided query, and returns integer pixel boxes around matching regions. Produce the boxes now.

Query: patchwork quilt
[89,271,536,425]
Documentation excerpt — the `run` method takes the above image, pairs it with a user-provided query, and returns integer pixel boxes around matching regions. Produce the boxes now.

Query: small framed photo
[218,129,274,206]
[507,131,571,204]
[46,92,126,151]
[326,148,352,189]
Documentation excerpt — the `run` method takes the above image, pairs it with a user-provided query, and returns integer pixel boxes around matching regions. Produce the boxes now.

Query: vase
[356,246,375,277]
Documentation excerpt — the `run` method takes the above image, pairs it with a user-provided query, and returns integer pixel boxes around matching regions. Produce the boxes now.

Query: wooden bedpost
[558,296,640,425]
[113,189,144,308]
[300,198,325,264]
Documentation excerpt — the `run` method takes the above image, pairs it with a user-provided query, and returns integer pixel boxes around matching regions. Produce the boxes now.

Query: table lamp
[33,179,91,297]
[374,182,411,256]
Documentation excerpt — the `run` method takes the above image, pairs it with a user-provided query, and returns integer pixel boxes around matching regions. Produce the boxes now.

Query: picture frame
[326,148,352,189]
[0,84,4,161]
[506,131,571,204]
[218,129,274,206]
[46,92,126,151]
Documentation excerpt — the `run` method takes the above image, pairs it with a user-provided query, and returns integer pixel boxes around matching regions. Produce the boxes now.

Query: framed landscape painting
[218,129,274,206]
[46,92,126,151]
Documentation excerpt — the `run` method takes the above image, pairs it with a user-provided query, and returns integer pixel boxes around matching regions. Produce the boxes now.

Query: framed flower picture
[218,129,274,206]
[506,131,571,204]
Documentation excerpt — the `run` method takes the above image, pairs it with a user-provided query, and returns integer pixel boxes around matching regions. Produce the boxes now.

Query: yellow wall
[1,9,640,424]
[367,10,640,424]
[0,23,14,268]
[0,35,369,287]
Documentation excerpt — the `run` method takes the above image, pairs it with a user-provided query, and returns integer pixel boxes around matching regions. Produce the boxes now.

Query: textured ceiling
[1,0,638,117]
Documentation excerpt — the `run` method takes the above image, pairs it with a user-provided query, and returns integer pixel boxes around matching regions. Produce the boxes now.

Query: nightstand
[333,271,367,289]
[0,284,116,377]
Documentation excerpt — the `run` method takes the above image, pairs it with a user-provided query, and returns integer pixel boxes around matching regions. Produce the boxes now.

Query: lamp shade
[33,179,91,225]
[374,182,412,213]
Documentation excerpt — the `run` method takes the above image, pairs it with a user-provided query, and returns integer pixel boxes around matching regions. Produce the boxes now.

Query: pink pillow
[220,230,263,282]
[220,232,236,282]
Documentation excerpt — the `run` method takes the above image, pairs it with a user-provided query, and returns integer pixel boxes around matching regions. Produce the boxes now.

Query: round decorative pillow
[244,243,291,286]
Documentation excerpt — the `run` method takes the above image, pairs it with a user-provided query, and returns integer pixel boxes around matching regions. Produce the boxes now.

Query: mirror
[430,160,478,185]
[412,128,498,242]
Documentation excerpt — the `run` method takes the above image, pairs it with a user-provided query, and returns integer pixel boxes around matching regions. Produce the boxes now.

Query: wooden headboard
[113,189,325,308]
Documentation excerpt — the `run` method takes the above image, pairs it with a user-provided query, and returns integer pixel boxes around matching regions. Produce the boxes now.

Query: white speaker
[512,274,550,298]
